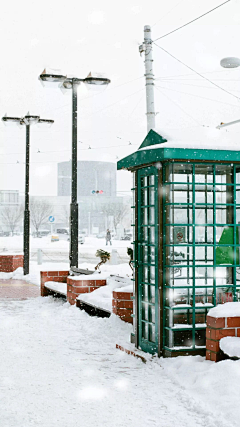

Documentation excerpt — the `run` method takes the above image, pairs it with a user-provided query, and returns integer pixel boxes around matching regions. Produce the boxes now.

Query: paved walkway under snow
[0,279,39,299]
[0,297,232,427]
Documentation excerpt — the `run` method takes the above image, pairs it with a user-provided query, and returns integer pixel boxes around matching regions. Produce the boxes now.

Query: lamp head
[62,79,73,89]
[220,57,240,68]
[2,115,22,123]
[84,72,110,85]
[23,114,40,125]
[38,118,54,128]
[39,71,67,83]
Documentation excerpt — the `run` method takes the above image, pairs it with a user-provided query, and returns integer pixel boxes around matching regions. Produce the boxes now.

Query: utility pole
[139,25,155,133]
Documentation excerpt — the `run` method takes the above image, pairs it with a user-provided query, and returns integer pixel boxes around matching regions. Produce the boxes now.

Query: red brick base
[40,271,69,297]
[112,290,133,323]
[0,255,23,272]
[67,277,106,305]
[206,314,240,362]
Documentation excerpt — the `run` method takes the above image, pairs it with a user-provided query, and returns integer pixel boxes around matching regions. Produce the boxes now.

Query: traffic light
[91,190,104,194]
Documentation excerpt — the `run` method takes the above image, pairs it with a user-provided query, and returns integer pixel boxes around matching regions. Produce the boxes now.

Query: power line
[155,84,240,108]
[0,142,139,158]
[155,86,203,126]
[82,88,145,116]
[152,0,186,28]
[154,68,239,80]
[153,0,231,41]
[156,79,240,90]
[42,76,144,115]
[153,43,240,101]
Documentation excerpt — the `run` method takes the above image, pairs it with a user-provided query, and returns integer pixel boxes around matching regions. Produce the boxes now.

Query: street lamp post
[39,71,110,268]
[2,114,54,275]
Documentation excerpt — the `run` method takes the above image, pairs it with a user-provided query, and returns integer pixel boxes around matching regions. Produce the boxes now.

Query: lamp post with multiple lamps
[2,114,54,275]
[38,71,110,268]
[217,57,240,129]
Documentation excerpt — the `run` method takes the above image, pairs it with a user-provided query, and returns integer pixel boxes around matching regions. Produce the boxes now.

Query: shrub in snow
[95,249,111,271]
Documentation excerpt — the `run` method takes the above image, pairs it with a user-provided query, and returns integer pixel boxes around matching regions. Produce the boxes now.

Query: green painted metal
[162,162,239,354]
[136,166,159,354]
[216,227,239,265]
[120,129,240,355]
[117,130,240,171]
[138,129,167,150]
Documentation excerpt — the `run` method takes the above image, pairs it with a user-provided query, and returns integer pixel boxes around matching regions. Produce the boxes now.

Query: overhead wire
[155,86,203,125]
[0,141,139,158]
[42,75,144,115]
[153,43,240,101]
[154,68,240,80]
[155,84,240,108]
[155,80,240,90]
[152,0,186,28]
[153,0,231,41]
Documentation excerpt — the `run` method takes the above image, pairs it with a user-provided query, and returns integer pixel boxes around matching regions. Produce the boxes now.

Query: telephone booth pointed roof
[117,129,240,170]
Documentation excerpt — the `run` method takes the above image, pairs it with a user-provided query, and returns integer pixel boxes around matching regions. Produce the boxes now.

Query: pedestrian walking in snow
[106,229,112,245]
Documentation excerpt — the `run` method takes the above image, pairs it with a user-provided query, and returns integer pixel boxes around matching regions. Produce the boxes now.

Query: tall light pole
[2,114,54,275]
[39,71,110,268]
[217,57,240,129]
[139,25,156,133]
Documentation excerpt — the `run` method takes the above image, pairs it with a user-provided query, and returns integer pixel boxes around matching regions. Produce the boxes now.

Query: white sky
[0,0,240,196]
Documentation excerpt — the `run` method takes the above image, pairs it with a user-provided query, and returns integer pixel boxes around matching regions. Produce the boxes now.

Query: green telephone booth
[117,130,240,357]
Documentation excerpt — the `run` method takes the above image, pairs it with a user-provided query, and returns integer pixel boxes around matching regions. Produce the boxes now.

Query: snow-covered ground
[0,295,239,427]
[0,235,131,253]
[0,236,131,264]
[0,261,133,288]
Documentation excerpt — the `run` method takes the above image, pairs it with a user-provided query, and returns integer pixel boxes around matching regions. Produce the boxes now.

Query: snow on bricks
[112,289,133,324]
[40,271,69,297]
[206,302,240,362]
[40,270,107,305]
[0,255,23,272]
[67,277,106,305]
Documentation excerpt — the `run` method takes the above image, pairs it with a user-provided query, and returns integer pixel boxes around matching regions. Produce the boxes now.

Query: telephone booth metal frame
[118,130,240,357]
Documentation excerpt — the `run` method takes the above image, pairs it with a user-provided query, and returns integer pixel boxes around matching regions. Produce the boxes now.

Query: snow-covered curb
[44,281,67,296]
[77,275,133,312]
[220,337,240,358]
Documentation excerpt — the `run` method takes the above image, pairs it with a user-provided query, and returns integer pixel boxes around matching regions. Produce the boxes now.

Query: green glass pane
[216,227,239,264]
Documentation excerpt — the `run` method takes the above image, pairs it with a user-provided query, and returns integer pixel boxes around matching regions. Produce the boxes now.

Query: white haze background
[0,0,239,195]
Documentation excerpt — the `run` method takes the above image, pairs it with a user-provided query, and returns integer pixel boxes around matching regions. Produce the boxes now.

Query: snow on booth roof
[117,127,240,170]
[141,126,240,151]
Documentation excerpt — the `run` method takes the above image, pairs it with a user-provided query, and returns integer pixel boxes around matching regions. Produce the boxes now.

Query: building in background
[58,161,116,198]
[0,190,21,234]
[57,160,130,236]
[0,190,19,206]
[0,162,131,237]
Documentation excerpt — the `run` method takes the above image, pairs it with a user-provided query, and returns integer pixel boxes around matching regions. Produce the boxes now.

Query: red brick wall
[40,271,69,297]
[112,290,133,324]
[67,277,106,305]
[206,314,240,362]
[0,255,23,272]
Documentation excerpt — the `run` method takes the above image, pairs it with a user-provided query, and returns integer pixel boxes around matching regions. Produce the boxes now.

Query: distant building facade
[58,161,116,198]
[0,190,19,205]
[0,190,21,233]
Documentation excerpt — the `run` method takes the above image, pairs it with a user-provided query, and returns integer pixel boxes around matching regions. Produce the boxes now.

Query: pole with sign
[49,216,55,235]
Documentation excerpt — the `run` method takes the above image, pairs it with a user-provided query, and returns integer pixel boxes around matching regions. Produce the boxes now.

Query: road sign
[49,216,55,223]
